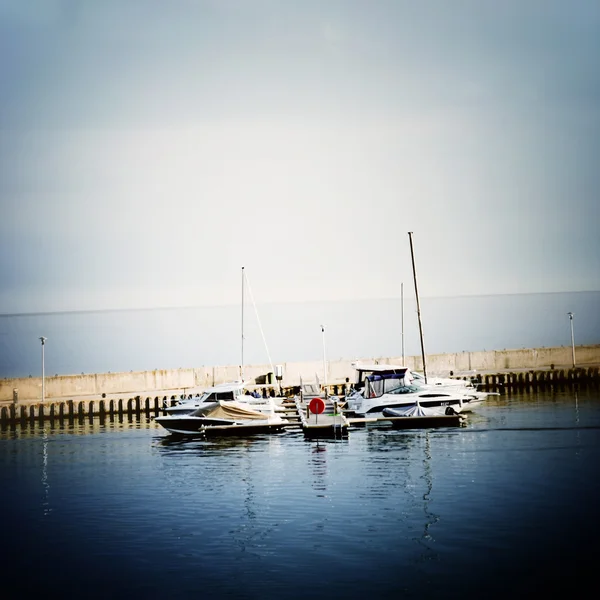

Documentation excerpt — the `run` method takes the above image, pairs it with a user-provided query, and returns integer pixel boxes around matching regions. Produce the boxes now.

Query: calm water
[1,388,599,599]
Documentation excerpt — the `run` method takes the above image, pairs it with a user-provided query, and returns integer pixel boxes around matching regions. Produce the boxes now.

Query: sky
[1,0,599,315]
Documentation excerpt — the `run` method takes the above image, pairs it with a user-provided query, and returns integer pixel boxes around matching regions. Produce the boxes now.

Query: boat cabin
[362,372,419,399]
[197,382,245,403]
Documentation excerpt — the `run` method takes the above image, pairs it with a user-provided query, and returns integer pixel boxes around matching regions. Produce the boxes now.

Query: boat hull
[348,396,465,417]
[155,415,286,436]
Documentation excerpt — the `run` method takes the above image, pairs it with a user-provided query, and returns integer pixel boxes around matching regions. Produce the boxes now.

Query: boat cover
[191,401,268,421]
[383,403,442,418]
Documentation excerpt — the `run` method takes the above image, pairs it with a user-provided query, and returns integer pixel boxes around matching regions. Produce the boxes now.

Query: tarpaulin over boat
[190,401,268,420]
[383,403,441,418]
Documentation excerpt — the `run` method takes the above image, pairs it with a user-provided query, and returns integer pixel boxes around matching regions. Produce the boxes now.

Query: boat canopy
[353,363,408,387]
[365,372,412,398]
[190,401,269,421]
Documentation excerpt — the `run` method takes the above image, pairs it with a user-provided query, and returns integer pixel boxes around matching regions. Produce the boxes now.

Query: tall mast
[321,324,327,392]
[241,266,245,381]
[401,282,405,365]
[408,232,427,384]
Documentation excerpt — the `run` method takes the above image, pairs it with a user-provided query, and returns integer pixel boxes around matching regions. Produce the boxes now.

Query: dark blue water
[1,291,599,377]
[1,388,599,599]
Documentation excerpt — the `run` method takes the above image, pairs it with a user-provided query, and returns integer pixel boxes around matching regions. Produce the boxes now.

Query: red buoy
[309,397,326,415]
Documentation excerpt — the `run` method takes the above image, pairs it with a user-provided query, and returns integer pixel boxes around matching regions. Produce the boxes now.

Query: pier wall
[1,344,599,402]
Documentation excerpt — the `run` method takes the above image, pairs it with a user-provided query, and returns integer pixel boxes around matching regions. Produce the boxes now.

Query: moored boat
[346,363,489,416]
[345,366,474,417]
[155,400,287,436]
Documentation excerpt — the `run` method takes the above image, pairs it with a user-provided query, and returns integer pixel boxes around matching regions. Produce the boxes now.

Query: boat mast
[241,266,245,382]
[321,324,328,393]
[408,232,427,384]
[401,282,405,365]
[242,269,276,393]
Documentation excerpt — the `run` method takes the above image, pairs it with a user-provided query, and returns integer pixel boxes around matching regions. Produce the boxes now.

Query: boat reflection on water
[41,428,51,517]
[155,429,288,458]
[310,442,328,497]
[156,433,259,452]
[361,428,440,564]
[0,415,160,438]
[416,432,439,561]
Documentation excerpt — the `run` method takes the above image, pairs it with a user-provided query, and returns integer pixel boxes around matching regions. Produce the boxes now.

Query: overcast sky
[1,0,599,314]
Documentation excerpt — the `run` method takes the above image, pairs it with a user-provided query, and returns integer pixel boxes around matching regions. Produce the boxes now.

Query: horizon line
[0,289,598,319]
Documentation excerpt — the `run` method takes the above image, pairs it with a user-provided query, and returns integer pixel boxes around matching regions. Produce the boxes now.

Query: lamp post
[567,312,575,368]
[320,325,327,392]
[39,336,47,401]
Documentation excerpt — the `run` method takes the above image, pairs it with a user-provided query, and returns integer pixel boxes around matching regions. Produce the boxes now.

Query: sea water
[1,387,599,599]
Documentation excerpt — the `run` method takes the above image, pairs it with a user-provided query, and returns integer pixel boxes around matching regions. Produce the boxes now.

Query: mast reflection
[420,432,439,546]
[310,441,328,497]
[41,428,51,516]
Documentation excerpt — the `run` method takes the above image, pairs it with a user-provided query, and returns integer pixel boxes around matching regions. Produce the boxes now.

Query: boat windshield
[388,385,420,394]
[201,389,240,402]
[365,373,409,398]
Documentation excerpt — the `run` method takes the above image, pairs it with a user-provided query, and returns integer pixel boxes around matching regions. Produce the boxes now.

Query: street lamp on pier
[567,313,575,368]
[39,336,47,401]
[320,325,328,392]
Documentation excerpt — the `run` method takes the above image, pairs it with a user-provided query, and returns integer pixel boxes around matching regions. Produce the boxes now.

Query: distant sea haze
[0,291,598,379]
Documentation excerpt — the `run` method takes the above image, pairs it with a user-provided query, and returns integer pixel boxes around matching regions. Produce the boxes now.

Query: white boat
[345,366,475,417]
[155,400,287,436]
[352,362,479,390]
[350,362,490,410]
[163,381,285,416]
[356,231,490,416]
[164,267,286,418]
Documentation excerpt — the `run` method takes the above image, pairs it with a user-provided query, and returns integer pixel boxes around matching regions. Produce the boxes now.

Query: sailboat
[344,233,470,426]
[156,268,286,434]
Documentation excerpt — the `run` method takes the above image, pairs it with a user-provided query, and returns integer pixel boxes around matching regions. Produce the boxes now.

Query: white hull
[346,390,469,418]
[155,414,286,436]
